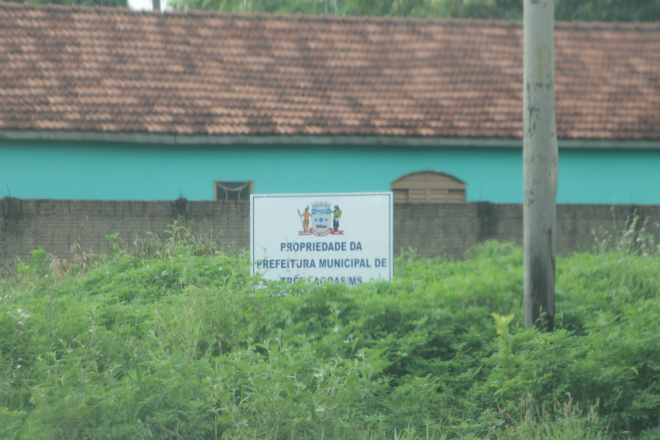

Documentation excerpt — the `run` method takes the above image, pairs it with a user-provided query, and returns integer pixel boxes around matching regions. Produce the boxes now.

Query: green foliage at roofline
[1,219,660,439]
[6,0,658,22]
[4,0,129,8]
[168,0,660,23]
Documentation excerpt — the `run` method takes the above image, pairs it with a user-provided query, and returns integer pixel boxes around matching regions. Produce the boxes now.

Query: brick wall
[0,198,249,266]
[2,197,659,267]
[394,202,660,259]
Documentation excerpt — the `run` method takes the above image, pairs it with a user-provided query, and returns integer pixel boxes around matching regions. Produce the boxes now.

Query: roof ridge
[170,10,522,28]
[554,20,660,31]
[0,1,132,14]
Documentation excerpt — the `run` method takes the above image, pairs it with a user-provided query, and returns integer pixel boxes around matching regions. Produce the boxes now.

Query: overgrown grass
[1,220,659,439]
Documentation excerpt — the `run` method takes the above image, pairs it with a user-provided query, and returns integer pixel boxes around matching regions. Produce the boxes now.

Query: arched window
[391,171,466,203]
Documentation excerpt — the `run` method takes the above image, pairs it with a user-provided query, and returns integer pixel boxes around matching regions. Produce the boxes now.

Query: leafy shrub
[1,231,658,439]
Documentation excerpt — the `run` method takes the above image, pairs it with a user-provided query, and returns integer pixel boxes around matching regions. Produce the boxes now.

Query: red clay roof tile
[1,3,659,141]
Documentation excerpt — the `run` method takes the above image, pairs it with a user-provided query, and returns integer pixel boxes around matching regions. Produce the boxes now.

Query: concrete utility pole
[523,0,558,330]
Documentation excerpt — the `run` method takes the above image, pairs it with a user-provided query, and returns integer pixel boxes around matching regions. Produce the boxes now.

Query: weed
[1,223,659,439]
[592,210,660,257]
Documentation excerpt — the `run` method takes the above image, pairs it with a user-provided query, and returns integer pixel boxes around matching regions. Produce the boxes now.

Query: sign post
[251,192,393,286]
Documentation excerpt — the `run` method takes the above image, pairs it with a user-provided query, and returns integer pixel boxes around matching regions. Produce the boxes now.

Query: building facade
[1,4,659,204]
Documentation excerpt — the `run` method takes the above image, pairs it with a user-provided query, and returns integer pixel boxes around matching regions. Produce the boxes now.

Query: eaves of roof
[2,129,659,150]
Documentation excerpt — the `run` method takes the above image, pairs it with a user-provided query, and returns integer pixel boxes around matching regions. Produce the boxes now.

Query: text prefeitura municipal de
[256,257,387,270]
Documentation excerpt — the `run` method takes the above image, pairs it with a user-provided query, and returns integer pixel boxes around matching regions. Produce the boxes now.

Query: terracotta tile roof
[1,3,659,141]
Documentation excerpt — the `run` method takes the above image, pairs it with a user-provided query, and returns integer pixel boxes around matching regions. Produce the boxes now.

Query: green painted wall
[2,140,658,204]
[558,149,660,204]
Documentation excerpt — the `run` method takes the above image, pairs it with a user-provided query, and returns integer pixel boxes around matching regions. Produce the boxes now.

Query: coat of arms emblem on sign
[298,201,343,236]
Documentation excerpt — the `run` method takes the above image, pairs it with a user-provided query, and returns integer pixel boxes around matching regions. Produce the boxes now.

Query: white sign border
[250,192,393,283]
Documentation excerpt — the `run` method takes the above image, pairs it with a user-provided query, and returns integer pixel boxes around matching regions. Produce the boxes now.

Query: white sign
[251,192,393,286]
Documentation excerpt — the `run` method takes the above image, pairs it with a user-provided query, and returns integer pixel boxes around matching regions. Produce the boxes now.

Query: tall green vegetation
[168,0,660,22]
[1,219,659,439]
[6,0,657,21]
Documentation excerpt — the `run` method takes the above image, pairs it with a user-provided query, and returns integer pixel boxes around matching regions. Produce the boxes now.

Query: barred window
[214,180,253,201]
